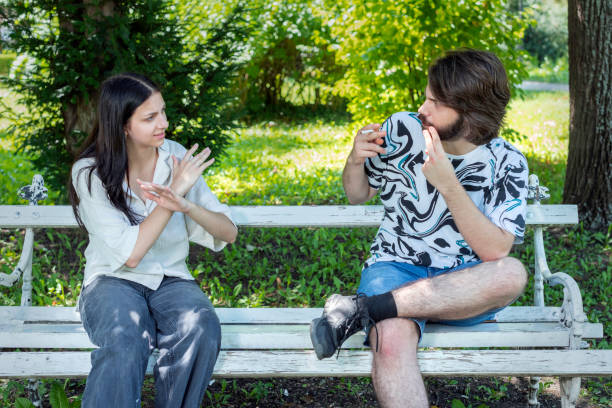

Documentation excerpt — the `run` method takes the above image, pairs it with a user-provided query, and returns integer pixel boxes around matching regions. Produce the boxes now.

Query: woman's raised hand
[170,144,215,197]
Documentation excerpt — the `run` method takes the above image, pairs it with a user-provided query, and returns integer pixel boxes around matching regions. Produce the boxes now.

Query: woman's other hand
[171,144,215,197]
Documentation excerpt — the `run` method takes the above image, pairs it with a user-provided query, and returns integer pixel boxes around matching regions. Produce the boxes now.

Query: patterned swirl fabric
[364,111,528,270]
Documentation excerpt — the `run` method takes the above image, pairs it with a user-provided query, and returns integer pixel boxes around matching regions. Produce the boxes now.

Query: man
[310,49,529,407]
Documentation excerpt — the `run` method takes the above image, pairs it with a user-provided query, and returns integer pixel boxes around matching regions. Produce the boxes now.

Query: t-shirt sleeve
[72,162,140,272]
[484,147,529,243]
[184,176,235,251]
[364,117,392,189]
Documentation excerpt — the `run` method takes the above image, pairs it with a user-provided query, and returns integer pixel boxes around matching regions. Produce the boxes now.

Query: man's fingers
[360,130,385,142]
[427,126,443,151]
[359,123,381,133]
[358,141,386,154]
[423,128,434,156]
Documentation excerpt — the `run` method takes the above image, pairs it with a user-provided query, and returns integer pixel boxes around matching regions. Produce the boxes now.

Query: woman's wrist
[182,198,197,214]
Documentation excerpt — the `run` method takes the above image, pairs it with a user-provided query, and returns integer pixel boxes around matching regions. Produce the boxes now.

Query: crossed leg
[371,257,527,408]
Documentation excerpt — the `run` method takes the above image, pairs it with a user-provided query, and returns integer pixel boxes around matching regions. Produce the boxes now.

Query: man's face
[417,85,464,141]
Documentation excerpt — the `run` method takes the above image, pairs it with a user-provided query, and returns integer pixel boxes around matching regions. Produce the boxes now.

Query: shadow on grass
[242,102,351,126]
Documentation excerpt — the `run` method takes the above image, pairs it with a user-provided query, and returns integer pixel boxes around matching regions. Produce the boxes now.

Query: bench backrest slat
[0,204,578,229]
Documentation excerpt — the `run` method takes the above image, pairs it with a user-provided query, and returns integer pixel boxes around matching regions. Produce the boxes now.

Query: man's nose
[417,102,426,115]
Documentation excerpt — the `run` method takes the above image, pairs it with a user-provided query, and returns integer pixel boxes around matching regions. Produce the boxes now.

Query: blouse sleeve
[72,162,139,272]
[184,176,235,251]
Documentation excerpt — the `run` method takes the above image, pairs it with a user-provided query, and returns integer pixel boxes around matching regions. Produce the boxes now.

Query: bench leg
[26,378,42,407]
[528,376,540,407]
[560,377,580,408]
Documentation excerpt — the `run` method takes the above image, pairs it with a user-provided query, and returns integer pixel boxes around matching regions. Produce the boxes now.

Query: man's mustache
[417,113,429,129]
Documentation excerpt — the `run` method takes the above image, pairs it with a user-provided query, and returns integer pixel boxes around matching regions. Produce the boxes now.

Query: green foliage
[0,142,60,204]
[49,380,80,408]
[327,0,530,123]
[0,0,249,197]
[238,0,343,114]
[0,52,15,76]
[521,0,568,64]
[14,398,35,408]
[526,55,569,84]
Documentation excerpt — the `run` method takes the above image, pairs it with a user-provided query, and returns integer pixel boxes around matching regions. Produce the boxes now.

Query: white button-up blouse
[71,139,234,290]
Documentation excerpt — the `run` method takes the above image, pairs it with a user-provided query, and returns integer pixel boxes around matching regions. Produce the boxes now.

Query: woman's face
[124,91,168,149]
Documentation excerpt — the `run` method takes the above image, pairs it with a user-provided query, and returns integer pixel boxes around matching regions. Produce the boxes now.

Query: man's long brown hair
[428,49,510,145]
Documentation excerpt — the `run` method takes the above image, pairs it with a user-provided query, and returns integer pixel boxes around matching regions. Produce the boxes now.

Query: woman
[69,73,237,407]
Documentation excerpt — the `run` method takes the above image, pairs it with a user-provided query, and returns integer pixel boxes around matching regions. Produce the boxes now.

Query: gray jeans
[78,275,221,408]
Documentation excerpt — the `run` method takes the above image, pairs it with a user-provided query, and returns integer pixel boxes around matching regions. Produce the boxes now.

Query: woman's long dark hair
[69,73,160,228]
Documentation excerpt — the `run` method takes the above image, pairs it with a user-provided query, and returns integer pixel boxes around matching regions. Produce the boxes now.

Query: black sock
[363,292,398,322]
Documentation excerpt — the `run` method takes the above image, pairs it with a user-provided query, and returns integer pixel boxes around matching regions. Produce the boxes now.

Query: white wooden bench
[1,175,610,407]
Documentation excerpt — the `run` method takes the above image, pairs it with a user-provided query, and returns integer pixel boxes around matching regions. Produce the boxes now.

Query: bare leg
[371,318,428,408]
[392,257,527,320]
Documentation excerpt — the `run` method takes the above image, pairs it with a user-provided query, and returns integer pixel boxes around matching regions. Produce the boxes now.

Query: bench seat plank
[0,306,567,324]
[0,204,578,228]
[1,349,610,379]
[0,322,603,349]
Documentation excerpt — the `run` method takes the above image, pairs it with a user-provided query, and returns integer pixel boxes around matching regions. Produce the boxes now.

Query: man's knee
[371,318,419,360]
[488,256,528,304]
[500,256,527,293]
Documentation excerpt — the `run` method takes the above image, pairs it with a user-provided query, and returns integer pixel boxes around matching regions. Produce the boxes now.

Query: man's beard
[418,113,466,141]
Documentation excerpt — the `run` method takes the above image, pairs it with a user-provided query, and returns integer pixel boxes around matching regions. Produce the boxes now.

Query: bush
[0,52,15,76]
[522,0,568,64]
[327,0,530,123]
[0,0,249,197]
[238,0,344,115]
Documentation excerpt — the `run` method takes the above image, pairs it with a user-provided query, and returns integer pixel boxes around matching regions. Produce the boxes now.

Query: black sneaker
[309,294,371,359]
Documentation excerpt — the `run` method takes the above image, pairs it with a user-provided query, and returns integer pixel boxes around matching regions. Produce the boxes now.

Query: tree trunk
[564,0,612,230]
[59,0,115,158]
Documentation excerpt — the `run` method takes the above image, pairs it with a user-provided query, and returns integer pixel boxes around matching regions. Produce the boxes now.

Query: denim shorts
[357,260,505,343]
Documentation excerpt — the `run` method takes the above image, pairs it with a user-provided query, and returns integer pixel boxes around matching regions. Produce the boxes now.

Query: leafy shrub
[326,0,530,123]
[0,0,249,197]
[522,0,568,64]
[0,52,15,76]
[238,0,344,114]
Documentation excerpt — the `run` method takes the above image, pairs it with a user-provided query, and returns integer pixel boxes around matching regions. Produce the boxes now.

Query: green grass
[505,91,569,203]
[1,90,610,407]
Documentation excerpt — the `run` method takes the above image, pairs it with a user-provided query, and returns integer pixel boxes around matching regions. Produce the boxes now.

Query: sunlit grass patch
[208,120,357,205]
[506,91,569,203]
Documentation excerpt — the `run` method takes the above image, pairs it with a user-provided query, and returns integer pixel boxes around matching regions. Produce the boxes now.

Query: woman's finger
[142,190,160,202]
[193,146,211,162]
[183,144,199,162]
[199,157,215,172]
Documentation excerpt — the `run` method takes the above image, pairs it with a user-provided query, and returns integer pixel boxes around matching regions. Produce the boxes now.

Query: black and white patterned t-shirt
[364,111,528,269]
